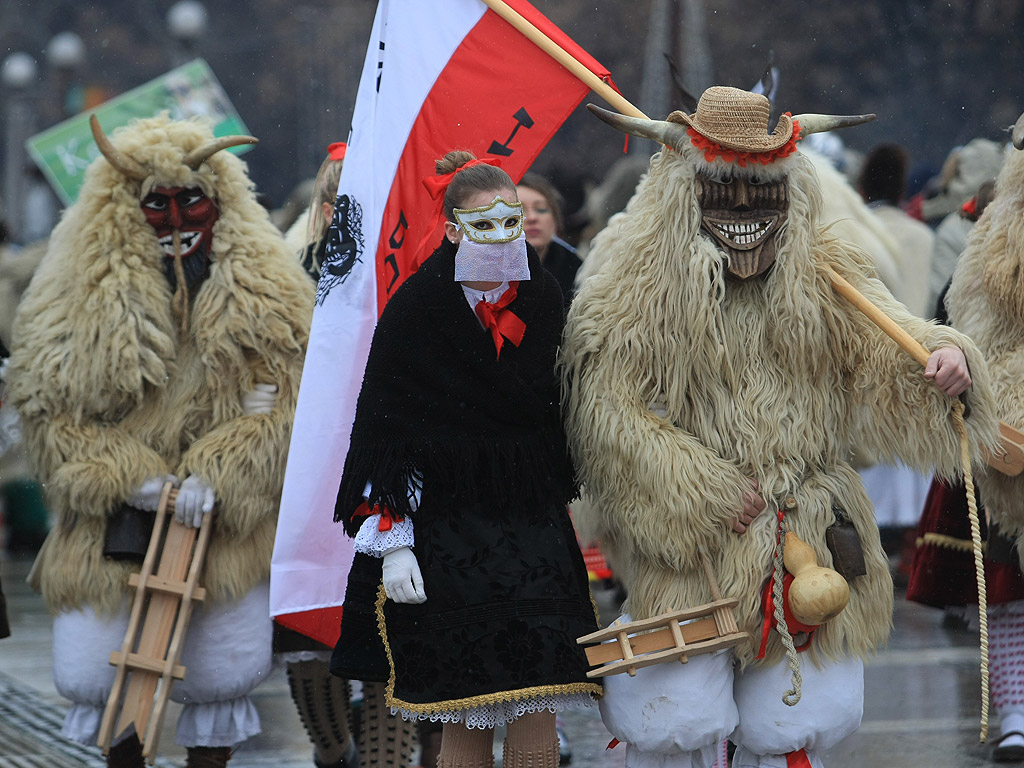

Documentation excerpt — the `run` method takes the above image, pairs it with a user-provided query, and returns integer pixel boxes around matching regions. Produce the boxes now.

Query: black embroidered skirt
[335,499,601,715]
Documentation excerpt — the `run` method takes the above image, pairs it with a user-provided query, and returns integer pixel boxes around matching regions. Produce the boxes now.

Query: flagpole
[480,0,649,120]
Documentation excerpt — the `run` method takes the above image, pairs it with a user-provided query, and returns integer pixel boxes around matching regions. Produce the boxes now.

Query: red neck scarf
[474,281,525,359]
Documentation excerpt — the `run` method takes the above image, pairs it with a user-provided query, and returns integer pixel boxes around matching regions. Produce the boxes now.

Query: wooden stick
[826,266,930,366]
[98,483,175,753]
[479,0,648,119]
[143,512,213,762]
[827,265,1024,476]
[115,502,197,745]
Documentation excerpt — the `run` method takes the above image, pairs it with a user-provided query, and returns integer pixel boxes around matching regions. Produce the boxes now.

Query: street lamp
[167,1,208,66]
[2,52,40,243]
[46,32,85,121]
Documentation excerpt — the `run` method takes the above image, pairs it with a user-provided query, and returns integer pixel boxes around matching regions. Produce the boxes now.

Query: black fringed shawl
[335,239,577,535]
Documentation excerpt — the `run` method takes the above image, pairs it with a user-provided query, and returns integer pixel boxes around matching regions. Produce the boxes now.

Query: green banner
[26,59,252,205]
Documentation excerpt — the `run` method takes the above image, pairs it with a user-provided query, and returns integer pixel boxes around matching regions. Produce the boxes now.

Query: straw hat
[670,86,794,153]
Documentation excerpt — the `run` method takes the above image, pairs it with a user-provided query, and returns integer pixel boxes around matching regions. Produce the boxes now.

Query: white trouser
[598,616,863,768]
[52,581,273,748]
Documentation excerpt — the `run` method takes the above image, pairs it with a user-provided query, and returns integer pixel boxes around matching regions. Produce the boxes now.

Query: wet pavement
[0,550,1006,768]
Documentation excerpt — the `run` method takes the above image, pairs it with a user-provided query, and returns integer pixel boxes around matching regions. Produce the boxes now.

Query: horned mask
[588,87,875,279]
[89,114,257,330]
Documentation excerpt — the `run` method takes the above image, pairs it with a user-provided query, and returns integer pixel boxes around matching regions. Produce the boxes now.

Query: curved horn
[793,113,876,140]
[587,104,688,148]
[184,135,259,171]
[89,114,148,182]
[1012,111,1024,151]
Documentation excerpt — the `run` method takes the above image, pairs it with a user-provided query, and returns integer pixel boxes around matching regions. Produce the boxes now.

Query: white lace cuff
[354,514,416,557]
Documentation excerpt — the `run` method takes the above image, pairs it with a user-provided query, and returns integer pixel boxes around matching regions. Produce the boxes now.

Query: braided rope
[771,512,802,706]
[952,400,989,741]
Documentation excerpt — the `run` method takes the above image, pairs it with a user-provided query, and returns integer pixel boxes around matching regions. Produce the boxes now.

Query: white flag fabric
[270,0,614,645]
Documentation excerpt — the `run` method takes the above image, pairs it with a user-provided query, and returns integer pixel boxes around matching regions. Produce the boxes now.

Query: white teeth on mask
[714,220,771,245]
[158,231,201,257]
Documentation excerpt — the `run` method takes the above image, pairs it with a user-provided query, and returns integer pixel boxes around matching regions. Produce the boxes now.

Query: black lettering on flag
[488,107,535,157]
[384,253,400,294]
[376,41,386,92]
[388,210,409,250]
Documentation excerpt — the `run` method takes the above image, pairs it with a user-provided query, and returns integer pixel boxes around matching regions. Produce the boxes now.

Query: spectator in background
[916,138,1004,227]
[517,172,582,305]
[277,141,418,768]
[929,179,998,318]
[854,143,939,584]
[857,142,935,318]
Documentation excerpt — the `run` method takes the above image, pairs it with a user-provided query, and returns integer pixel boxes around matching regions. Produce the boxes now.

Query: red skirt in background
[907,477,1024,608]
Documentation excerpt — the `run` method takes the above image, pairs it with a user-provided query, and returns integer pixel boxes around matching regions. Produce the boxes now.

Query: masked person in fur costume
[946,112,1024,762]
[560,86,999,768]
[5,114,313,768]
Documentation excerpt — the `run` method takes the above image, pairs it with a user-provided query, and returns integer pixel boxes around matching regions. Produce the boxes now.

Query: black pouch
[102,504,154,562]
[826,505,867,580]
[987,521,1019,566]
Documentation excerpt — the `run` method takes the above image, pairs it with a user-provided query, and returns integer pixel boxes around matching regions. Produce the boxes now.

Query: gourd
[784,531,849,625]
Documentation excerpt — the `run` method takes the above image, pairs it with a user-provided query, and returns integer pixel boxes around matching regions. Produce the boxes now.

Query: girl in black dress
[333,151,600,768]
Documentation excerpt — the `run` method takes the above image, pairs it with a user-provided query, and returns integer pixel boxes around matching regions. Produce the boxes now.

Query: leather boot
[106,733,145,768]
[185,746,232,768]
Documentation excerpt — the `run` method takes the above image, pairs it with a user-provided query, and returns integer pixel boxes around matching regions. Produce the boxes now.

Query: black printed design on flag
[316,194,365,305]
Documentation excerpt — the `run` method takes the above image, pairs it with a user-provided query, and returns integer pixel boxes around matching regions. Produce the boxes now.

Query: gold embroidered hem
[374,585,602,717]
[918,532,985,554]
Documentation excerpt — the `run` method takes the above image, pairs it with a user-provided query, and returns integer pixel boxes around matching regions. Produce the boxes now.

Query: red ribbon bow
[414,157,504,268]
[350,501,404,532]
[421,157,503,200]
[475,281,526,359]
[327,142,347,161]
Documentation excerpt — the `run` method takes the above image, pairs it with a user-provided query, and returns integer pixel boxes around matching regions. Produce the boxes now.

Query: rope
[771,511,802,706]
[953,400,989,741]
[171,230,189,334]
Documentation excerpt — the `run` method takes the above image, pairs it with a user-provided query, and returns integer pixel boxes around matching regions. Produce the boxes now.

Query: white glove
[174,475,215,528]
[242,383,278,415]
[127,475,177,512]
[382,546,427,604]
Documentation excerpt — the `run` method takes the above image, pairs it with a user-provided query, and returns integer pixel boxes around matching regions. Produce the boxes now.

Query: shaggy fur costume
[7,115,313,617]
[947,146,1024,546]
[561,138,999,668]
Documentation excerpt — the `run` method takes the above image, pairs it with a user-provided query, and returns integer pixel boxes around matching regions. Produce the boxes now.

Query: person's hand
[242,383,278,415]
[733,478,767,534]
[127,475,178,512]
[174,475,215,528]
[924,346,972,397]
[382,547,426,604]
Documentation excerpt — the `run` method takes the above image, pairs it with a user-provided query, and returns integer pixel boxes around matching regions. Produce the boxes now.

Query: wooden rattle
[784,531,849,625]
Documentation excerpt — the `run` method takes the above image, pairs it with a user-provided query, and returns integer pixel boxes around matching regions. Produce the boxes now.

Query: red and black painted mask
[695,171,789,280]
[140,186,218,291]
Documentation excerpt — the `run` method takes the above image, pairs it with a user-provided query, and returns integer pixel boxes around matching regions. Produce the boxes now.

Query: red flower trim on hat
[687,115,802,167]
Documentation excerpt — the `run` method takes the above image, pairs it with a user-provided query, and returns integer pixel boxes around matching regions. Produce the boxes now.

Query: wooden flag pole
[479,0,648,120]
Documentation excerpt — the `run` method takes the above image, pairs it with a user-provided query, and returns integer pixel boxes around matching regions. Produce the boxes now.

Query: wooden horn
[794,113,876,139]
[184,135,258,170]
[89,114,148,182]
[586,103,689,148]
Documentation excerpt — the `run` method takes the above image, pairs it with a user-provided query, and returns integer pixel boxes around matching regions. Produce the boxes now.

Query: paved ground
[0,549,1007,768]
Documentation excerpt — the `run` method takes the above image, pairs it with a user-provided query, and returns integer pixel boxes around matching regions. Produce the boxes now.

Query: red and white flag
[270,0,615,645]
